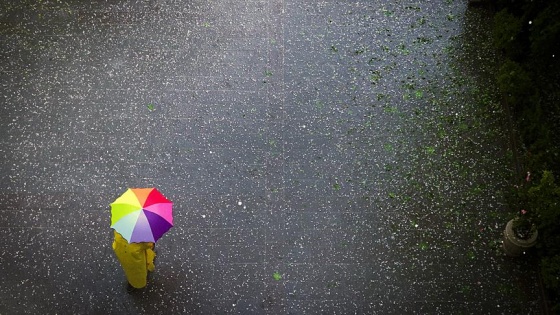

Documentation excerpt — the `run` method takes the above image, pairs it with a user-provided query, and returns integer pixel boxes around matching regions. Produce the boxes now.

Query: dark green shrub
[529,171,560,254]
[518,102,552,152]
[496,59,534,110]
[524,171,560,309]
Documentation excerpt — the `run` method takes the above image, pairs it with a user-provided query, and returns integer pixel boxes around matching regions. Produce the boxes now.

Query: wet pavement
[0,0,545,314]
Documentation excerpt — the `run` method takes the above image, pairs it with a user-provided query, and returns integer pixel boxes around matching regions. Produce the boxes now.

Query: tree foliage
[493,9,523,60]
[496,59,533,108]
[491,0,560,309]
[529,171,560,254]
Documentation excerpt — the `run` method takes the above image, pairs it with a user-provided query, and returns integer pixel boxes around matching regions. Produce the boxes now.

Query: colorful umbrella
[111,188,173,243]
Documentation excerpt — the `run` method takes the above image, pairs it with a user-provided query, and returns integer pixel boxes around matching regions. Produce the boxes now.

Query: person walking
[110,188,173,291]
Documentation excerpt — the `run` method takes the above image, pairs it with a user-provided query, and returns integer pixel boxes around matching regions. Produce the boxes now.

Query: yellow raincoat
[112,231,156,288]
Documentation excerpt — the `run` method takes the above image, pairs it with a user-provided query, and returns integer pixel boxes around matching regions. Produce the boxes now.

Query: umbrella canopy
[111,188,173,243]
